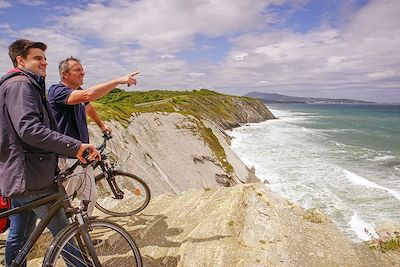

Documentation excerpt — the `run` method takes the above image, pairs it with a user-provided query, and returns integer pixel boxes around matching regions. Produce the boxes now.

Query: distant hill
[245,91,375,104]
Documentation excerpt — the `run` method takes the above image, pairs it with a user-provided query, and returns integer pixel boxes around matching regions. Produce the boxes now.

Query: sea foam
[370,155,397,162]
[232,104,400,241]
[343,169,400,200]
[349,213,377,240]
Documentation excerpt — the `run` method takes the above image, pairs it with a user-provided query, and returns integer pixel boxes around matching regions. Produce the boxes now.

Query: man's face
[17,48,47,77]
[63,60,85,89]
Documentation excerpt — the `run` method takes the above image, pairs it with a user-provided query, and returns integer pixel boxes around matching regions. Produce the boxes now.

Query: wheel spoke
[44,219,142,266]
[95,171,150,216]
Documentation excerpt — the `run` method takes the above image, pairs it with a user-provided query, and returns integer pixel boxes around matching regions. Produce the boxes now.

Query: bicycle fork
[97,161,124,200]
[75,213,101,267]
[105,170,124,200]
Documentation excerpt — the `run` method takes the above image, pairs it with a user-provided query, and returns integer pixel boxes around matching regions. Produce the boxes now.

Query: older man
[48,56,138,215]
[0,40,98,266]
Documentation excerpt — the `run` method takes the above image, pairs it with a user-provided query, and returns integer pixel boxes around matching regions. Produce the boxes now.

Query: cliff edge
[116,183,398,267]
[88,111,262,197]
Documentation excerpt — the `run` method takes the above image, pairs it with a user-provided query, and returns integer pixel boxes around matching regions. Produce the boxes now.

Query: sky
[0,0,399,103]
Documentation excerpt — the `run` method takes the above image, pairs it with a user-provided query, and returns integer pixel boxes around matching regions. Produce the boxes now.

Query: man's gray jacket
[0,69,82,197]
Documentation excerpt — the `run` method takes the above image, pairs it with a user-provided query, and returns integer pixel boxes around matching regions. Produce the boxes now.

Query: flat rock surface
[108,183,399,267]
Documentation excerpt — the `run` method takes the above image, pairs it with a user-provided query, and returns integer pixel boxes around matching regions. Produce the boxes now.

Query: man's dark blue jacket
[0,68,82,197]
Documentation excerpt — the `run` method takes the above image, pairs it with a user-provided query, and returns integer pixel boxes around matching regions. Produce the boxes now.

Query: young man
[48,57,139,215]
[0,40,99,266]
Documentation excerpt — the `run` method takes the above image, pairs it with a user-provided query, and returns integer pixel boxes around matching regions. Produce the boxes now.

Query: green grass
[93,88,239,124]
[194,120,234,173]
[368,235,400,252]
[365,230,400,252]
[381,238,400,252]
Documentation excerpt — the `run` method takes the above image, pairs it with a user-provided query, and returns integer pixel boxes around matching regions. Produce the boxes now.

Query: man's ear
[16,55,25,67]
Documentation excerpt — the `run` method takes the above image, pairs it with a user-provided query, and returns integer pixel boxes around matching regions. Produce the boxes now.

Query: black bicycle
[0,159,143,266]
[93,133,151,217]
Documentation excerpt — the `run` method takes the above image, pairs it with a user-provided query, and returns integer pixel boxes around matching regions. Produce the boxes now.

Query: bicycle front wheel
[95,170,151,216]
[43,219,142,267]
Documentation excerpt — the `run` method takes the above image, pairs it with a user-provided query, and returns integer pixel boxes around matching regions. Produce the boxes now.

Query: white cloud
[1,0,399,103]
[210,0,400,102]
[188,72,206,77]
[326,56,346,64]
[0,0,11,8]
[367,71,396,79]
[55,0,287,53]
[160,54,175,59]
[0,38,10,72]
[233,52,249,61]
[18,0,45,6]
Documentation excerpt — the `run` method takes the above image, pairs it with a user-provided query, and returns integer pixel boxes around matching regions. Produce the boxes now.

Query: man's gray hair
[58,56,81,79]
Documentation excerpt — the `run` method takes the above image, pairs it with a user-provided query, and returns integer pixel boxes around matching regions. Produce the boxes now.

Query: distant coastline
[245,91,375,104]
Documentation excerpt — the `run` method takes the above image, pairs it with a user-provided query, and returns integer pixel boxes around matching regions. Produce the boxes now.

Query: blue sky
[0,0,399,103]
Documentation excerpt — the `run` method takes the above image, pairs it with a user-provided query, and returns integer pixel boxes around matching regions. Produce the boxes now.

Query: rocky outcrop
[16,183,400,267]
[203,98,276,130]
[86,96,275,197]
[88,112,256,197]
[105,183,399,267]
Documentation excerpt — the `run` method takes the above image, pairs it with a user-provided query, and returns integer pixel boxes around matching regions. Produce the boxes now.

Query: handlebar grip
[82,148,91,159]
[102,132,112,140]
[80,148,94,167]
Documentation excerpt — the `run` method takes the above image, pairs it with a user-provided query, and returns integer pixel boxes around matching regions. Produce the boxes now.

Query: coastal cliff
[87,90,399,266]
[87,89,275,197]
[88,112,260,197]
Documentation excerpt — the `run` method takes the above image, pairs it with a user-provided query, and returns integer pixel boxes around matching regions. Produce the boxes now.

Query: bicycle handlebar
[97,133,112,153]
[56,133,113,183]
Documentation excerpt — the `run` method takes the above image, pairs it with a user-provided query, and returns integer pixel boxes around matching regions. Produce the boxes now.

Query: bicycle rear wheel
[43,219,142,267]
[95,170,150,216]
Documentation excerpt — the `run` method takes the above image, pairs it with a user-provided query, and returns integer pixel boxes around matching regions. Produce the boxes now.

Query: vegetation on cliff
[92,88,272,128]
[92,88,273,174]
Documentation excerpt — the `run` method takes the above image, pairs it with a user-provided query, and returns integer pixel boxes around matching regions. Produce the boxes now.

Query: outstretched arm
[66,71,139,105]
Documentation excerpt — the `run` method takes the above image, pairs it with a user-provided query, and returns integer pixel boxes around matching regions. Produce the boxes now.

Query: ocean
[229,103,400,241]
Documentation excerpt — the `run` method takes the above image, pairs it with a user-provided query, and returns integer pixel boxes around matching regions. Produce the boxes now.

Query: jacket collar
[6,68,46,97]
[18,68,45,89]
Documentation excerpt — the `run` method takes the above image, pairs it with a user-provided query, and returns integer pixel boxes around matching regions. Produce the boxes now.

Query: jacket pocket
[24,152,57,191]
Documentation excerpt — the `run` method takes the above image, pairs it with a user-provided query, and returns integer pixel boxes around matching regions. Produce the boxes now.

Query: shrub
[365,228,400,252]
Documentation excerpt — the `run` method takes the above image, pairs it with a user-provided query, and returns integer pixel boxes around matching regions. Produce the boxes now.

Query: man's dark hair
[8,39,47,67]
[59,56,81,78]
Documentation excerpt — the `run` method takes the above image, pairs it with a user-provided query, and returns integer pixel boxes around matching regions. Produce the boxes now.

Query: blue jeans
[5,201,36,267]
[5,188,71,266]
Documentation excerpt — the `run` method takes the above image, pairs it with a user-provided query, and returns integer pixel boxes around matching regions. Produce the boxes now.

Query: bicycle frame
[0,186,67,266]
[0,160,100,267]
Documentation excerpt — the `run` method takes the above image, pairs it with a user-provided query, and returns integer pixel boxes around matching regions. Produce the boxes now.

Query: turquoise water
[229,104,400,240]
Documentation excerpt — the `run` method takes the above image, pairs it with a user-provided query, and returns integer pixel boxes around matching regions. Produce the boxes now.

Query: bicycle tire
[43,219,142,267]
[95,170,151,216]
